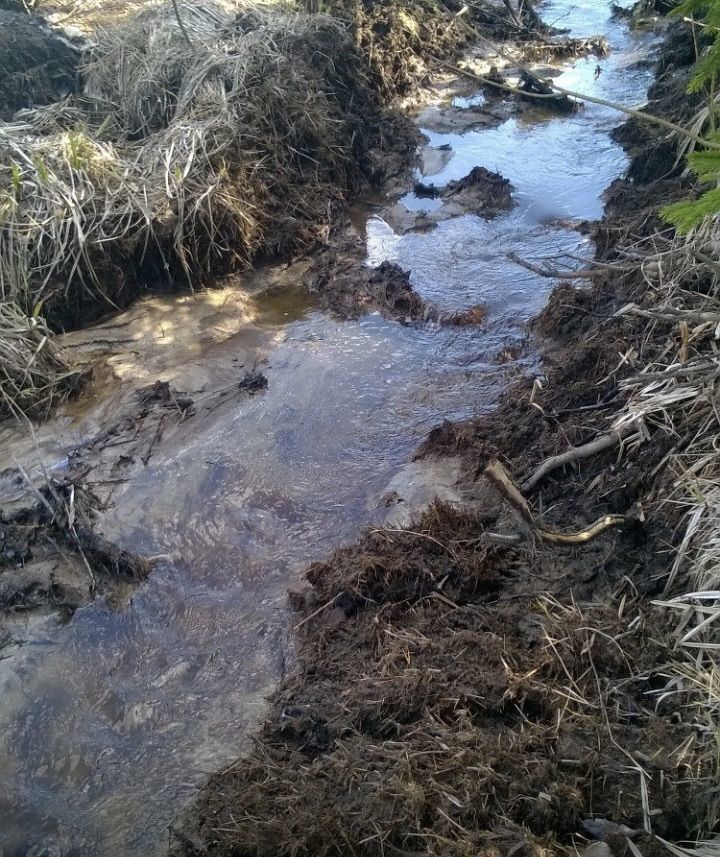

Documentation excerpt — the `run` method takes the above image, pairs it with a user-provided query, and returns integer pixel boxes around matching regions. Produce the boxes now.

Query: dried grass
[0,0,397,418]
[171,502,710,856]
[0,300,83,420]
[582,216,720,842]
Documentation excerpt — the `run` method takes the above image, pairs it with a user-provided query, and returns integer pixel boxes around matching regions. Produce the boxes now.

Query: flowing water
[0,3,657,854]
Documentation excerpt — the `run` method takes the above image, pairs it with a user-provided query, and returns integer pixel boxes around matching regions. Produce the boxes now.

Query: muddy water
[0,4,656,855]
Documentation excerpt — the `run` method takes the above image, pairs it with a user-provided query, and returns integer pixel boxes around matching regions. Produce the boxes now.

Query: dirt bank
[0,8,78,119]
[170,19,719,857]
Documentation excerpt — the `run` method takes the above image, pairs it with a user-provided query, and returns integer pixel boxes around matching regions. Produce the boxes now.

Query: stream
[0,3,657,855]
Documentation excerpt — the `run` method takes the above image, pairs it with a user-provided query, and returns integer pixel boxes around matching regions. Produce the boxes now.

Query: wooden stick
[481,514,626,546]
[522,426,635,492]
[431,55,720,151]
[483,459,627,546]
[507,251,604,279]
[484,457,535,535]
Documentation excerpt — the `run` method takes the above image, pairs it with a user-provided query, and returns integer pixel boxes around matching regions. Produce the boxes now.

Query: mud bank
[171,17,718,857]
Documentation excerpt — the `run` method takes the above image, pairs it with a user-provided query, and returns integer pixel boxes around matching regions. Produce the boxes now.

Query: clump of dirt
[305,228,434,322]
[425,166,515,213]
[0,480,148,621]
[172,501,704,857]
[383,166,515,234]
[442,303,489,326]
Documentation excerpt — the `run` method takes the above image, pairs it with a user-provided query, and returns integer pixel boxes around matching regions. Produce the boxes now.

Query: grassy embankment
[0,0,543,419]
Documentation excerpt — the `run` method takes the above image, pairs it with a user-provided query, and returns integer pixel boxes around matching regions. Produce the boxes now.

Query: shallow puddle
[0,3,658,854]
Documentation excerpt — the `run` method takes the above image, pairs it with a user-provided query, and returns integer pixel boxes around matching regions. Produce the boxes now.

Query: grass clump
[0,0,391,324]
[0,300,84,420]
[0,0,409,417]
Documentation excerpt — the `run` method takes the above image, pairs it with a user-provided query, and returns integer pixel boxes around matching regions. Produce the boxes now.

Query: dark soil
[305,227,434,322]
[384,166,515,235]
[0,9,78,119]
[0,481,148,622]
[170,17,715,857]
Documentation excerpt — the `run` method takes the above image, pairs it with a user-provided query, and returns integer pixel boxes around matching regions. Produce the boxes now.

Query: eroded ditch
[0,2,659,854]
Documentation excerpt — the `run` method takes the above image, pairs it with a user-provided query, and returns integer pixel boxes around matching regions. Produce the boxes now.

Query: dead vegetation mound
[172,501,707,857]
[305,228,433,321]
[1,1,391,325]
[0,301,85,421]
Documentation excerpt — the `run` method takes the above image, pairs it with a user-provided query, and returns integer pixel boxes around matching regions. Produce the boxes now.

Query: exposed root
[483,458,628,546]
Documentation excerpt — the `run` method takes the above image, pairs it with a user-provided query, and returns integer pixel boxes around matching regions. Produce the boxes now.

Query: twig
[522,425,636,492]
[482,458,627,546]
[484,457,535,536]
[507,251,606,279]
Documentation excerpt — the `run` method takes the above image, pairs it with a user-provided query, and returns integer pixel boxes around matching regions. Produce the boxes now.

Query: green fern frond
[662,187,720,233]
[688,39,720,93]
[687,146,720,179]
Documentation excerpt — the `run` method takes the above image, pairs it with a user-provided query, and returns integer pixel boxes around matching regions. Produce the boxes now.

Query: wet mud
[383,166,515,234]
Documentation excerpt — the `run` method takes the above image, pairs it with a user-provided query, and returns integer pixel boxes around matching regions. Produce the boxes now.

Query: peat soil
[170,19,714,857]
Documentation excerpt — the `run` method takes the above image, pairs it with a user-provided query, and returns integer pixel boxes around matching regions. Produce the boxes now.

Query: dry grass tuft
[0,0,400,418]
[587,215,720,840]
[0,300,84,420]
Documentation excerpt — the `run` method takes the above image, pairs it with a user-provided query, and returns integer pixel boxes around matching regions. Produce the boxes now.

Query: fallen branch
[616,302,720,325]
[522,425,636,492]
[432,40,720,151]
[507,251,605,279]
[484,457,535,537]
